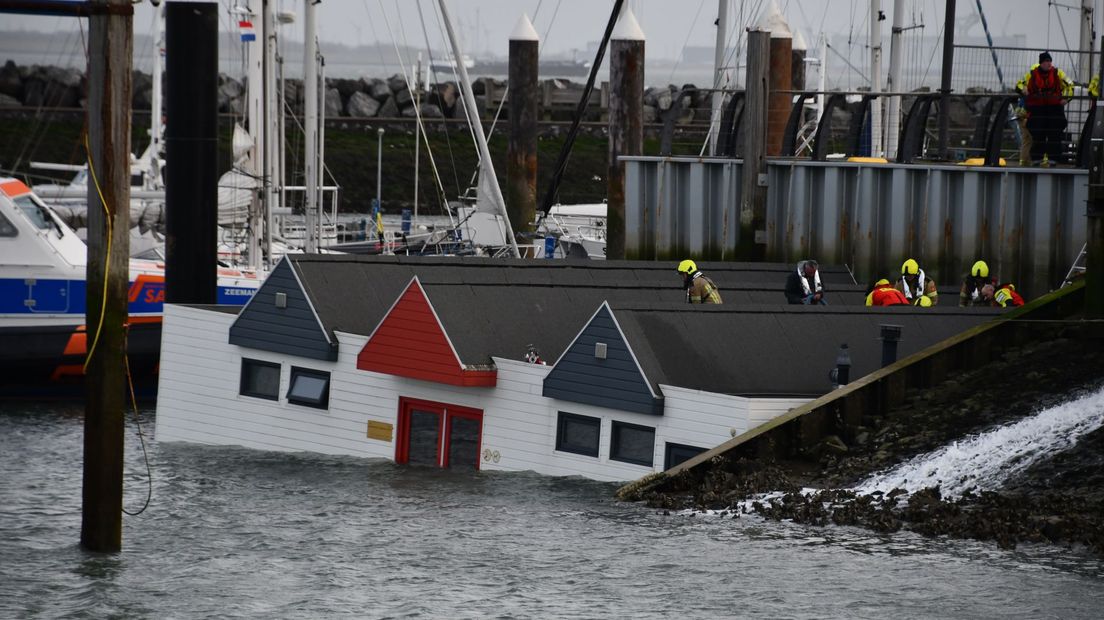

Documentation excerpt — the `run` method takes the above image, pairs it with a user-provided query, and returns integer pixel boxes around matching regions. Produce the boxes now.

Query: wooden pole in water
[761,3,792,156]
[81,0,132,553]
[165,0,218,304]
[740,29,770,260]
[507,13,539,240]
[607,5,644,261]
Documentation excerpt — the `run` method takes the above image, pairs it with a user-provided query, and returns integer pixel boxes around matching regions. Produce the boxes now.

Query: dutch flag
[239,20,256,43]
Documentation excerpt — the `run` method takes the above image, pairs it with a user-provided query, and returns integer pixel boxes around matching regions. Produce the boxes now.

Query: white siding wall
[156,305,811,482]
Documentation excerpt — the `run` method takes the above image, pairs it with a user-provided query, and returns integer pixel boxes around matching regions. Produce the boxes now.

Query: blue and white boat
[0,177,260,393]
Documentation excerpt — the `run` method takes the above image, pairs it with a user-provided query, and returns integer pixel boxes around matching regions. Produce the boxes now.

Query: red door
[396,398,483,470]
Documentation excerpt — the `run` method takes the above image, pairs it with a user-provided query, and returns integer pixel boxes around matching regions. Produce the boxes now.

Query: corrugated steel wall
[625,157,1087,297]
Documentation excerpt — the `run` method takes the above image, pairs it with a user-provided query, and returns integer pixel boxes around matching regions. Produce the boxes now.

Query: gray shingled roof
[287,254,867,341]
[606,303,1003,397]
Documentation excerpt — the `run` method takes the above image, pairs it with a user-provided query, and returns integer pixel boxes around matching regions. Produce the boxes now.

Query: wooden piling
[607,6,644,261]
[759,1,792,156]
[165,1,218,304]
[740,29,770,260]
[507,14,539,239]
[791,31,807,93]
[81,0,132,553]
[938,0,956,159]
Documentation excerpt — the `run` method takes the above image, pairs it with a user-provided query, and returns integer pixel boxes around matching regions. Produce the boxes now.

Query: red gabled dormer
[356,277,496,387]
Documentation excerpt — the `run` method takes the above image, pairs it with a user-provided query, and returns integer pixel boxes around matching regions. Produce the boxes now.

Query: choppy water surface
[2,403,1102,619]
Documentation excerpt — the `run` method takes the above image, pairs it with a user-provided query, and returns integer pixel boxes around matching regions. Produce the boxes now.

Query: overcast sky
[1,0,1095,58]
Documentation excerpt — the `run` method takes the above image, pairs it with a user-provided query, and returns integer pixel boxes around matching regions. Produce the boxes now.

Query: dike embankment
[620,283,1104,554]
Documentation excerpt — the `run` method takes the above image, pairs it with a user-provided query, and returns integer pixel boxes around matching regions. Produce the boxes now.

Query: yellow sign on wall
[366,420,393,442]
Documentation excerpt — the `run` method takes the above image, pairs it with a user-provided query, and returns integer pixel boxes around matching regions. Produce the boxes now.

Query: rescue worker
[785,259,826,305]
[1016,52,1074,165]
[959,260,998,307]
[992,283,1025,308]
[677,259,723,304]
[866,279,910,307]
[895,258,939,306]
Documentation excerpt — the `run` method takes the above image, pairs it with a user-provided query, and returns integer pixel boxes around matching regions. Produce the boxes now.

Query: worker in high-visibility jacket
[1016,52,1074,165]
[895,258,939,306]
[677,259,723,304]
[866,279,911,307]
[991,283,1025,308]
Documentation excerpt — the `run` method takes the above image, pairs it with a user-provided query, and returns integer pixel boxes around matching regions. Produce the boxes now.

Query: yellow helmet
[875,278,891,286]
[902,258,919,276]
[677,259,698,275]
[917,295,933,308]
[971,260,989,278]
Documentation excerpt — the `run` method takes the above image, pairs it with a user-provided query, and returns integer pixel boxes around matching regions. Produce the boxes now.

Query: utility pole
[149,1,163,190]
[886,0,904,159]
[245,0,264,270]
[938,0,956,160]
[82,0,133,553]
[709,0,729,156]
[302,0,318,253]
[870,0,883,156]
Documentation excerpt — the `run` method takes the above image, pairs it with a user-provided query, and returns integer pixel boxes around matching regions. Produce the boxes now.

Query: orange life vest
[866,283,910,307]
[1027,68,1065,106]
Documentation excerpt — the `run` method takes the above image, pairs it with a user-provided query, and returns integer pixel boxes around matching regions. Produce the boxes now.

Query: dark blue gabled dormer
[228,258,337,361]
[542,302,663,416]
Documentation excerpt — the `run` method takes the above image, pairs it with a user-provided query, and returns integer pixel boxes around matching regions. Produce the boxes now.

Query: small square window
[240,358,280,400]
[664,442,707,470]
[610,421,655,467]
[0,211,17,237]
[287,366,330,409]
[555,412,600,457]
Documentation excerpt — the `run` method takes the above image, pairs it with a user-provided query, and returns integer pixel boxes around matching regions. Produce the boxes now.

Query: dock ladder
[1061,243,1088,288]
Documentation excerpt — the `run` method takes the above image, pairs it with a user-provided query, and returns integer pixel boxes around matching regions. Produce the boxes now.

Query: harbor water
[2,402,1102,618]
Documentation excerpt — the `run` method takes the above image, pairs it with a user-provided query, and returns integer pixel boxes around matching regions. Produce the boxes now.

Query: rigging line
[390,0,449,207]
[666,0,709,86]
[430,0,487,194]
[537,0,625,218]
[411,2,461,215]
[417,0,465,199]
[916,17,945,89]
[121,352,153,517]
[13,23,80,174]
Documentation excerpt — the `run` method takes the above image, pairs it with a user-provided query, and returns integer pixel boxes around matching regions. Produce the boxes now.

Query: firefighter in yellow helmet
[895,258,939,306]
[960,260,997,307]
[677,260,722,304]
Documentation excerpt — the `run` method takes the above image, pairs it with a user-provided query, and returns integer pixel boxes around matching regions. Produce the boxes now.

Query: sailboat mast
[150,1,163,189]
[437,0,520,258]
[246,0,264,270]
[303,0,319,253]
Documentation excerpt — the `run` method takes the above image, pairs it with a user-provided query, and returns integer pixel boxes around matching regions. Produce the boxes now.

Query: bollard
[880,324,903,368]
[828,343,851,388]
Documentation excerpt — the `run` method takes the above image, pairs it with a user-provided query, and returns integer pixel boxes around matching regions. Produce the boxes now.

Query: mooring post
[791,30,807,95]
[81,0,133,553]
[1087,36,1104,318]
[938,0,956,159]
[607,5,644,260]
[760,2,792,156]
[507,13,539,241]
[604,6,644,259]
[165,0,218,304]
[740,29,770,259]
